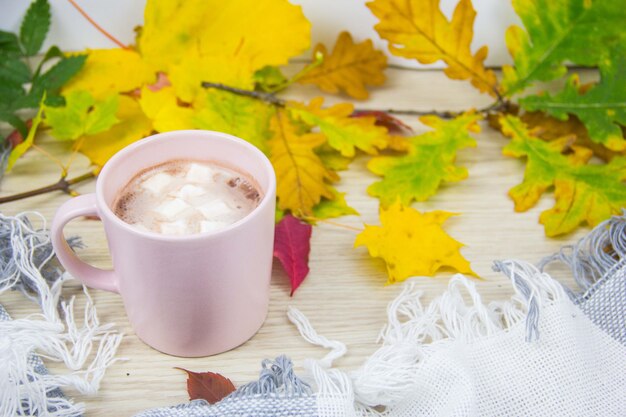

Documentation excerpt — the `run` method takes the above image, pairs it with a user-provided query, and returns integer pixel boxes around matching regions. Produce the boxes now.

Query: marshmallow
[197,199,233,219]
[186,163,215,183]
[153,198,190,220]
[200,220,230,233]
[178,184,206,201]
[160,219,189,235]
[141,172,173,194]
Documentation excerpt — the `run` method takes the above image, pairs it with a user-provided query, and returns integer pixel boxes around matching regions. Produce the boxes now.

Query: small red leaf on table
[175,367,236,403]
[351,110,413,135]
[273,214,312,296]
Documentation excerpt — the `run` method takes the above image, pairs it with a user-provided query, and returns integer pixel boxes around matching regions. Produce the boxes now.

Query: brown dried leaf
[176,367,236,404]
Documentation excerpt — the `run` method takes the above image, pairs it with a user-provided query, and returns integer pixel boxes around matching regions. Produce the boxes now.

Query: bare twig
[363,99,511,119]
[201,82,286,107]
[201,81,511,119]
[0,171,96,204]
[67,0,130,49]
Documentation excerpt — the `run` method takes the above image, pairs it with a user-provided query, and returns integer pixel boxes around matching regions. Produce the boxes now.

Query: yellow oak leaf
[77,95,153,167]
[194,90,275,153]
[355,202,475,284]
[138,86,195,133]
[138,0,310,76]
[368,0,499,97]
[298,31,387,100]
[269,111,336,216]
[288,97,388,157]
[367,113,481,208]
[61,49,155,99]
[501,115,626,236]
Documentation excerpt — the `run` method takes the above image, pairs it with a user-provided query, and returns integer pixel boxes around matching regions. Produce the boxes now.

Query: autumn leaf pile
[2,0,626,290]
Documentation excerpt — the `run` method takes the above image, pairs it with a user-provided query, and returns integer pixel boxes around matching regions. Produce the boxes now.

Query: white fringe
[0,212,123,417]
[290,261,566,411]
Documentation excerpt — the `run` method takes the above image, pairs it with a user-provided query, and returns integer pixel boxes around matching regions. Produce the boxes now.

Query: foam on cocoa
[113,160,262,235]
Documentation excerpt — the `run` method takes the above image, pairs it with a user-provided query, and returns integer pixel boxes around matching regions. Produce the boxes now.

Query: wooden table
[0,68,586,416]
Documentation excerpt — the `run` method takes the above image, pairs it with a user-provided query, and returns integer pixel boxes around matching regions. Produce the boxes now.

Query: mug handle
[51,194,119,293]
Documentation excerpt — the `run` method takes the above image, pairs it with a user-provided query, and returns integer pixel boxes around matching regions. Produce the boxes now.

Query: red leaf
[273,214,312,296]
[175,367,236,404]
[351,110,413,135]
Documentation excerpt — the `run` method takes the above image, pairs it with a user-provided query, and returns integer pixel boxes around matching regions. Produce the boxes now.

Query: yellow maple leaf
[355,202,475,283]
[77,95,153,167]
[168,55,255,104]
[288,97,388,157]
[298,31,387,99]
[138,86,195,133]
[62,49,155,99]
[138,0,310,76]
[368,0,499,97]
[269,111,337,216]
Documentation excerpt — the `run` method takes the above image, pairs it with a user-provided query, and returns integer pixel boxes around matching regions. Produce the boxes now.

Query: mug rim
[96,129,277,242]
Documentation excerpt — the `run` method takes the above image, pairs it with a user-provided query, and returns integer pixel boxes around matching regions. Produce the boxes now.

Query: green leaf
[194,91,274,153]
[43,94,65,107]
[0,30,21,57]
[253,66,288,92]
[15,55,87,109]
[315,143,352,171]
[501,115,626,236]
[20,0,51,56]
[44,91,120,140]
[289,97,388,158]
[367,113,481,208]
[0,110,28,138]
[0,85,26,111]
[33,45,63,80]
[7,97,45,170]
[520,46,626,151]
[312,188,358,220]
[503,0,626,95]
[34,54,87,92]
[275,207,285,223]
[0,57,30,88]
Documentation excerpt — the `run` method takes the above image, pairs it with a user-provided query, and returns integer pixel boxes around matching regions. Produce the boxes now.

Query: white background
[0,0,521,67]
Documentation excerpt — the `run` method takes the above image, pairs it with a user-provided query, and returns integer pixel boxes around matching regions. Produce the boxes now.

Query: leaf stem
[269,51,325,93]
[32,144,67,176]
[302,216,364,232]
[67,0,130,50]
[0,170,96,204]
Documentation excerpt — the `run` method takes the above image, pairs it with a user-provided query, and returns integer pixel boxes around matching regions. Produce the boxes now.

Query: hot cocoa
[113,160,261,235]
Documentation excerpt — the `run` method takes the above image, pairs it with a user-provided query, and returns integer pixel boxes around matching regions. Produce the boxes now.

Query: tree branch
[201,81,511,119]
[0,171,96,204]
[201,82,286,107]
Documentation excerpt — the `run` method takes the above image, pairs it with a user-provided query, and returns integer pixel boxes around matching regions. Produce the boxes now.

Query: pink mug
[51,130,276,357]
